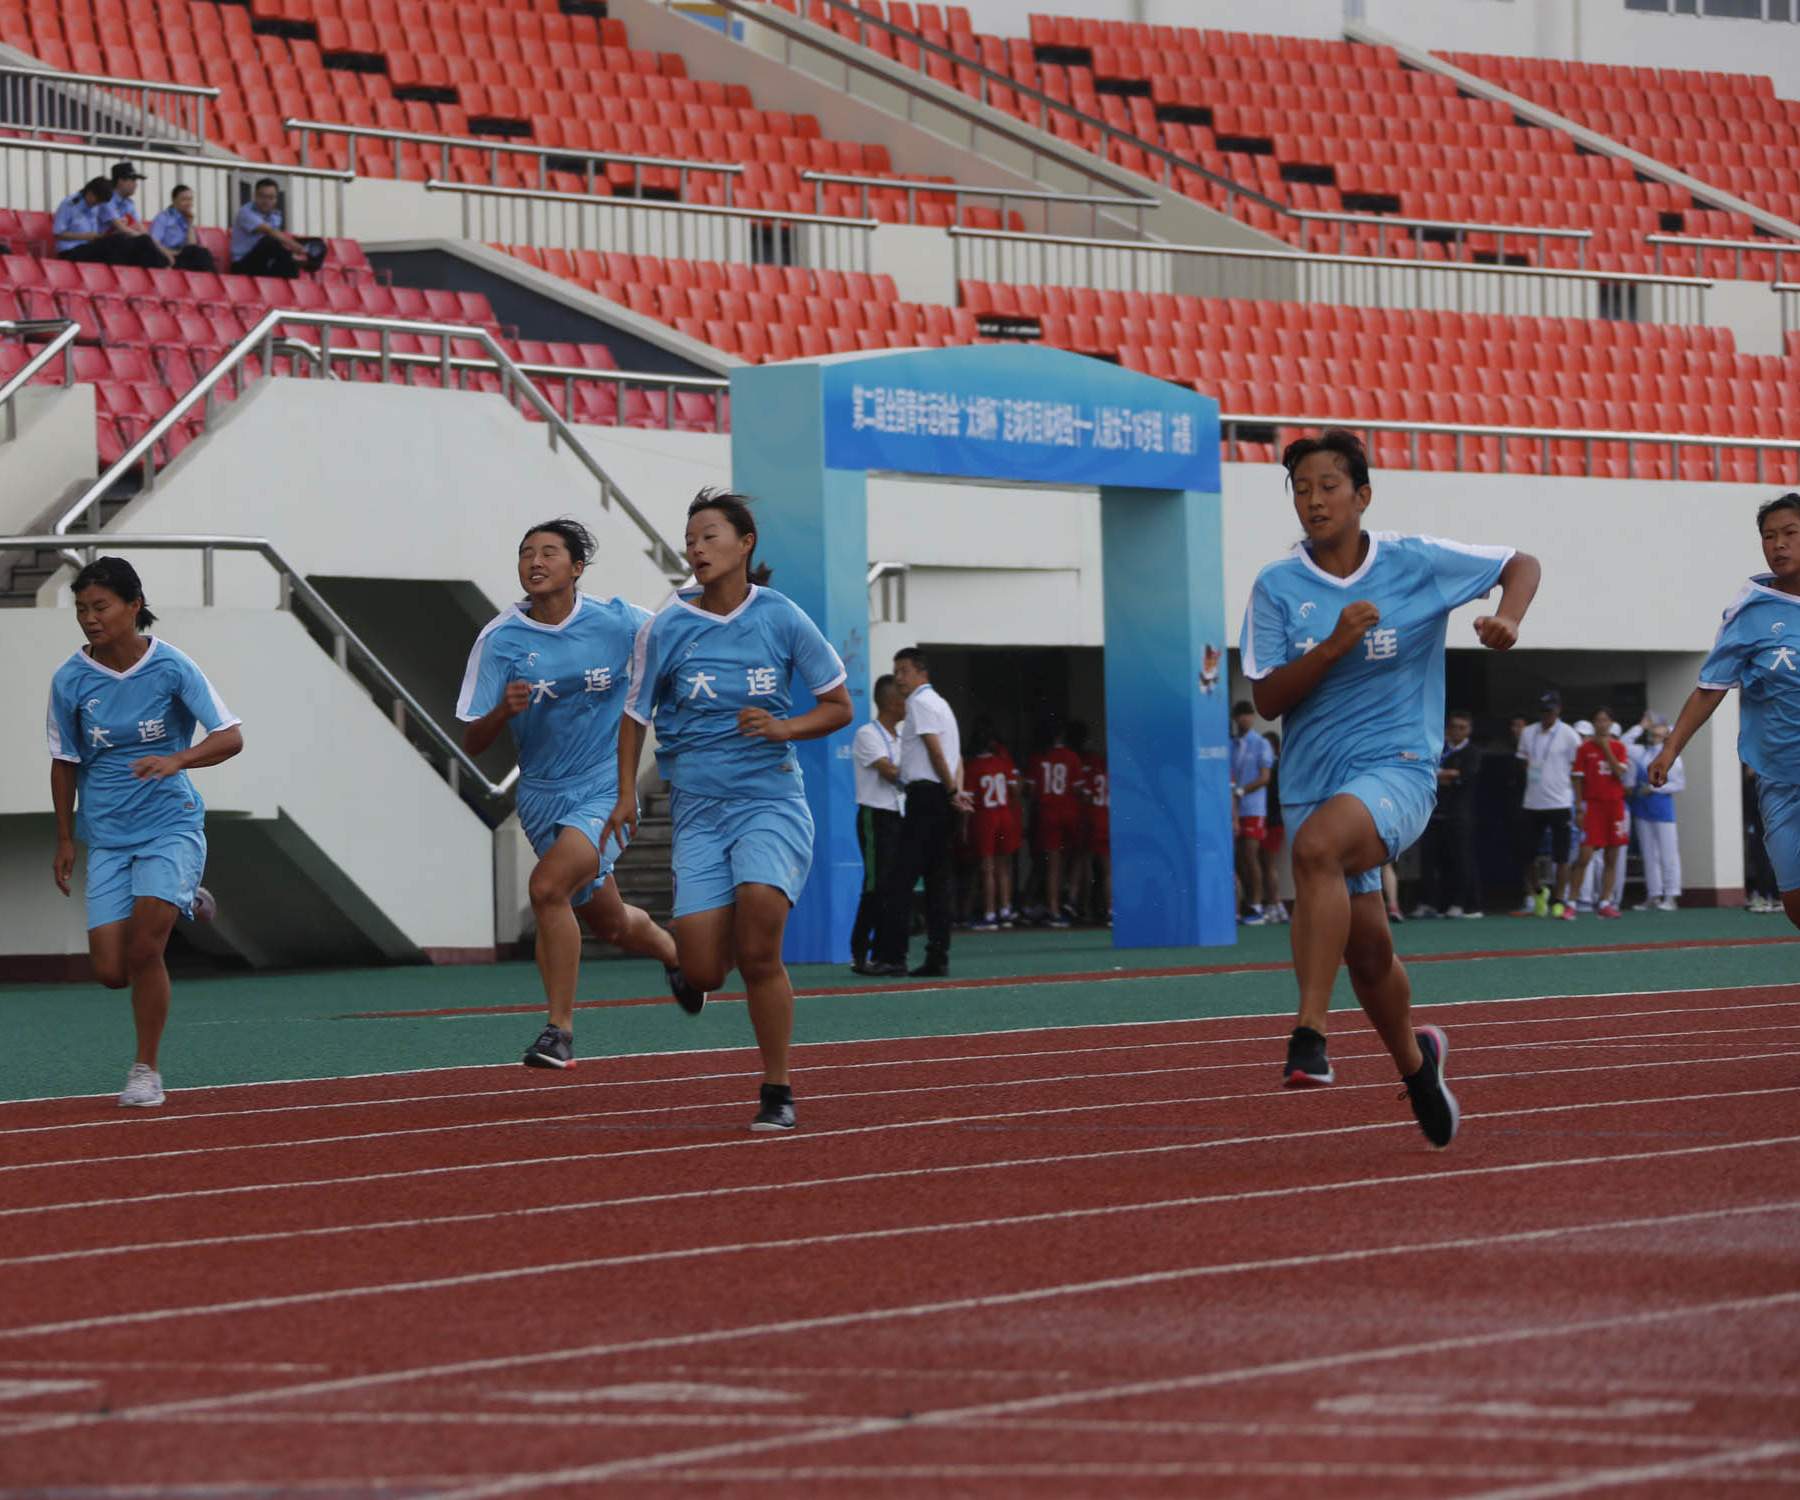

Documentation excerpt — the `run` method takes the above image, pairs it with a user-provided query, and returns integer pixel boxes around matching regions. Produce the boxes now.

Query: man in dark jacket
[1414,710,1483,918]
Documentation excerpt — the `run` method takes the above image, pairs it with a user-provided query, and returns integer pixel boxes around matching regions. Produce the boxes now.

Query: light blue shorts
[669,787,814,918]
[86,829,207,930]
[1285,764,1437,898]
[1758,776,1800,893]
[517,774,628,907]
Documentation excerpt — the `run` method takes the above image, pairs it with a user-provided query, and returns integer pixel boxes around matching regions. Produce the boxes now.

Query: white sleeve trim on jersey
[194,667,241,734]
[808,668,848,697]
[454,612,511,721]
[621,612,658,726]
[46,693,78,763]
[1695,680,1738,692]
[1239,596,1275,681]
[1417,533,1517,562]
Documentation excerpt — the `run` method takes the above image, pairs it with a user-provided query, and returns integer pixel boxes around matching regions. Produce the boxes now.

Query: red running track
[2,985,1799,1498]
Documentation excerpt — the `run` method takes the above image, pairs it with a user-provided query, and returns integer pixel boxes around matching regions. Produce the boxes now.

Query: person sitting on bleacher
[94,163,167,268]
[229,178,325,279]
[54,176,160,268]
[148,185,216,273]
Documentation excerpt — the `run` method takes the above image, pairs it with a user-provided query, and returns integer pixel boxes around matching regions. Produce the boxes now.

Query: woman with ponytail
[608,489,852,1131]
[47,558,244,1107]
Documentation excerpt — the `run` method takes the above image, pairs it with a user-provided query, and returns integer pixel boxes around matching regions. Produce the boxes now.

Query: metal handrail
[424,176,879,230]
[285,118,743,203]
[704,0,1278,219]
[53,311,687,578]
[1776,281,1800,337]
[0,64,217,99]
[0,63,218,150]
[5,134,355,184]
[1649,233,1800,280]
[277,338,733,432]
[1219,412,1800,483]
[949,223,1714,289]
[800,168,1157,236]
[2,531,516,805]
[0,319,78,438]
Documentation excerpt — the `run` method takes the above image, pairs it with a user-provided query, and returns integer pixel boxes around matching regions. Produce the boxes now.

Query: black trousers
[850,805,901,963]
[232,236,299,278]
[884,781,953,966]
[1421,814,1478,911]
[170,243,216,272]
[61,236,163,268]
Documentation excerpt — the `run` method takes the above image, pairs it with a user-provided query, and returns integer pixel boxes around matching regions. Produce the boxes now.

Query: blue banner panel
[819,343,1220,493]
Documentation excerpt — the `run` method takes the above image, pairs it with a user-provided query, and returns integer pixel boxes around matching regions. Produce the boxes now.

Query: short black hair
[82,175,112,200]
[71,556,156,630]
[1281,427,1370,490]
[1757,492,1800,529]
[688,487,771,585]
[1448,708,1473,720]
[520,517,594,567]
[253,176,280,192]
[1232,699,1254,717]
[873,672,901,704]
[894,646,927,672]
[170,182,193,200]
[1592,705,1614,720]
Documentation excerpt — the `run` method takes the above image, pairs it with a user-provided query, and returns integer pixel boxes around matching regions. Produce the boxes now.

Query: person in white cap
[1625,712,1683,910]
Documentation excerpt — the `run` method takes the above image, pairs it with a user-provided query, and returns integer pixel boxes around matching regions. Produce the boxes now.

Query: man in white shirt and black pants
[1517,688,1583,917]
[884,647,969,978]
[850,675,906,976]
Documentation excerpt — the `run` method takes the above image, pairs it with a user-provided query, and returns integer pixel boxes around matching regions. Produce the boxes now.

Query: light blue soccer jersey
[1240,532,1514,806]
[1697,574,1800,783]
[46,638,240,849]
[456,594,653,786]
[624,585,846,800]
[1230,729,1275,817]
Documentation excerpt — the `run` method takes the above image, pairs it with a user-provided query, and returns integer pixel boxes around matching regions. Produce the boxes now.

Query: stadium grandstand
[1,0,1799,1490]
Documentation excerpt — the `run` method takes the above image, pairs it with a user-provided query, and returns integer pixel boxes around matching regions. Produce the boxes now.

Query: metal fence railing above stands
[0,138,353,242]
[426,178,878,270]
[0,532,517,814]
[1292,210,1592,268]
[54,310,687,580]
[1648,234,1800,284]
[1220,414,1800,483]
[948,226,1714,324]
[0,319,78,439]
[1778,282,1800,337]
[285,119,743,203]
[799,169,1156,238]
[0,63,216,149]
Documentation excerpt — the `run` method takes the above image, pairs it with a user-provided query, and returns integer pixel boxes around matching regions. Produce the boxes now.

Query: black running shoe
[1402,1025,1460,1149]
[751,1083,796,1132]
[665,965,706,1016]
[522,1024,573,1070]
[1283,1025,1334,1088]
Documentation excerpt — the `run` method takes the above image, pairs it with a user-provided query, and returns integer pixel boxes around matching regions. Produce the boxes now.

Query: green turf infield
[2,910,1794,1101]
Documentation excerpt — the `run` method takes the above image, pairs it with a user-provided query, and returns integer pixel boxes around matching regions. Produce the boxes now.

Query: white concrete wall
[0,384,94,535]
[0,607,494,962]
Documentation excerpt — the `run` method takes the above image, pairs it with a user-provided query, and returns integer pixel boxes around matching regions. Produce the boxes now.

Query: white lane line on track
[3,1114,1796,1341]
[6,1122,1798,1274]
[3,1203,1797,1449]
[8,1066,1798,1225]
[4,981,1795,1111]
[278,1283,1800,1500]
[1454,1439,1800,1499]
[6,1044,1800,1181]
[5,1004,1795,1143]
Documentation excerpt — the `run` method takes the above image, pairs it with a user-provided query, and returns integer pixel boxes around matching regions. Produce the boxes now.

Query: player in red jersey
[963,722,1021,930]
[1568,707,1632,919]
[1027,722,1085,928]
[1080,741,1110,926]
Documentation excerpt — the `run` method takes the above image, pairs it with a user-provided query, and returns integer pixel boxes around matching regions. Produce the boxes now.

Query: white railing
[2,531,516,810]
[55,311,687,579]
[0,319,78,438]
[0,63,216,149]
[868,559,908,623]
[800,169,1156,238]
[0,138,352,242]
[1649,234,1800,283]
[949,226,1714,324]
[285,119,743,203]
[1292,210,1592,268]
[1778,282,1800,338]
[427,178,878,271]
[1219,414,1800,483]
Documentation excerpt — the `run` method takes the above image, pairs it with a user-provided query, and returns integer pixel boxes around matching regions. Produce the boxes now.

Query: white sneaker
[119,1063,164,1108]
[1657,896,1679,912]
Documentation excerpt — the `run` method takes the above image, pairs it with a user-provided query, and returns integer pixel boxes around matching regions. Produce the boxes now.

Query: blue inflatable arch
[730,342,1235,963]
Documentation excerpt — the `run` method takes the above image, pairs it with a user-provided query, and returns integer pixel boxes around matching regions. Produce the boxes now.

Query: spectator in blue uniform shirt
[149,184,216,272]
[230,178,325,277]
[54,177,159,266]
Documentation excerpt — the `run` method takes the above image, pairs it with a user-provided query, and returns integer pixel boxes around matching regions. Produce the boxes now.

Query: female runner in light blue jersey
[47,557,244,1108]
[459,518,702,1071]
[1650,492,1800,931]
[608,490,853,1132]
[1240,430,1540,1148]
